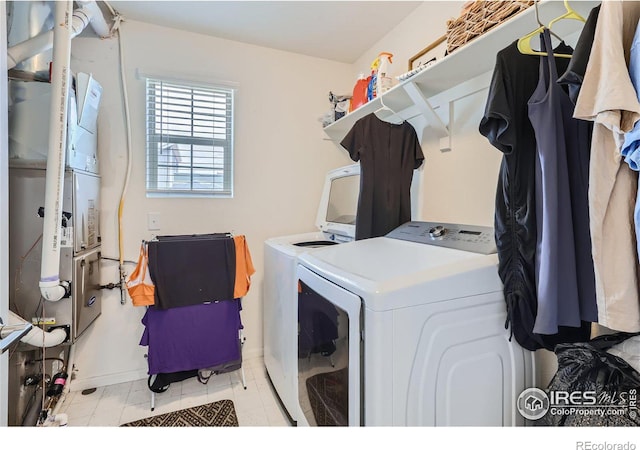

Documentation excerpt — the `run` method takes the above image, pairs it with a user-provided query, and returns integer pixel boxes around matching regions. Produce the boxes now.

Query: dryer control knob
[429,225,446,238]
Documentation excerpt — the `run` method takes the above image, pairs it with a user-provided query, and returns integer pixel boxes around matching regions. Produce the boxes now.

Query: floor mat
[120,399,238,427]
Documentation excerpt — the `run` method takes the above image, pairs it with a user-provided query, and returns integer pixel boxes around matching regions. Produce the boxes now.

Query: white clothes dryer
[263,164,360,423]
[296,221,535,426]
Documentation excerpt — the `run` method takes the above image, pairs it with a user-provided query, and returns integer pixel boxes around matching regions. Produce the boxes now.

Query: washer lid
[315,164,360,241]
[297,236,501,311]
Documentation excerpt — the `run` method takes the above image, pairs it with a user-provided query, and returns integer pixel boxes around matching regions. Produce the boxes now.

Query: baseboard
[68,368,149,392]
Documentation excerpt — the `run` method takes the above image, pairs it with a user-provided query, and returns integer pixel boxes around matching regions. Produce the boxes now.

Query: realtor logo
[517,388,550,420]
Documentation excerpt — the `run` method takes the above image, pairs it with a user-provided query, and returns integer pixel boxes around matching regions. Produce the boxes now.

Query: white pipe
[41,412,68,427]
[39,0,73,303]
[76,1,112,38]
[7,2,110,71]
[7,311,66,348]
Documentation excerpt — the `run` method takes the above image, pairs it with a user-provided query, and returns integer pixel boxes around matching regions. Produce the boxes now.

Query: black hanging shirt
[340,113,424,240]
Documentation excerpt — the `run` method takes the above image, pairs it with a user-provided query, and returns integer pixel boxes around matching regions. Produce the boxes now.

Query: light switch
[147,212,160,230]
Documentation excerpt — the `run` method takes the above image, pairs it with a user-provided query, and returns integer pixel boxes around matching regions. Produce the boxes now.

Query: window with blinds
[145,78,234,197]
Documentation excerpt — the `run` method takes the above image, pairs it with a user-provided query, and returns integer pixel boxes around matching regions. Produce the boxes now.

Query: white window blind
[145,77,234,197]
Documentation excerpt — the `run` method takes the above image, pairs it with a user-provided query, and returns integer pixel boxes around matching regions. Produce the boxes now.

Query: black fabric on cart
[147,236,236,309]
[148,370,198,393]
[156,233,231,241]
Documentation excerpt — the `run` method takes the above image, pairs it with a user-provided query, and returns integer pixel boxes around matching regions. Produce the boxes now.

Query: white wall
[351,1,463,81]
[67,19,353,389]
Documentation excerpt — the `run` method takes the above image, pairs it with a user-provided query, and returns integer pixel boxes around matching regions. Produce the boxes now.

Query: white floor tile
[180,392,210,409]
[236,405,271,427]
[126,388,152,406]
[66,415,91,426]
[148,395,182,416]
[234,391,266,413]
[207,386,235,404]
[129,378,149,393]
[63,358,291,428]
[265,405,290,426]
[69,386,104,405]
[65,400,98,420]
[89,409,123,426]
[119,403,155,425]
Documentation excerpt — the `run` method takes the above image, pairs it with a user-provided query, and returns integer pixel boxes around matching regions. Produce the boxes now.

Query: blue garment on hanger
[620,21,640,264]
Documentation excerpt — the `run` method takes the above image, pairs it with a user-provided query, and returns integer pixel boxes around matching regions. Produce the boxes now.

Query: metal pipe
[21,388,43,427]
[39,0,73,302]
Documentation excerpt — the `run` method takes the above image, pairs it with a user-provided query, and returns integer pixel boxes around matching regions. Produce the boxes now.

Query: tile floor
[56,355,293,427]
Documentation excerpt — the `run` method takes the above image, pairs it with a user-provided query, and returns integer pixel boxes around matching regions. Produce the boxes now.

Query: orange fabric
[126,243,155,306]
[233,235,255,298]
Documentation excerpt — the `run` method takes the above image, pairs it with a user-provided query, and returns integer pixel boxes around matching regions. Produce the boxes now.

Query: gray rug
[121,399,238,427]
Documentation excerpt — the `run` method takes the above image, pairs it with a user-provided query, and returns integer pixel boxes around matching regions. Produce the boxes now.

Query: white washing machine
[263,164,360,423]
[296,221,535,426]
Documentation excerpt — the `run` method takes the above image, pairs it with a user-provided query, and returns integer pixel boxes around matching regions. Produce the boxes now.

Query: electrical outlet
[147,212,160,230]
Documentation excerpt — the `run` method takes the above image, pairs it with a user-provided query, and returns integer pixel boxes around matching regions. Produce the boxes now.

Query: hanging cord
[101,3,132,305]
[117,22,133,305]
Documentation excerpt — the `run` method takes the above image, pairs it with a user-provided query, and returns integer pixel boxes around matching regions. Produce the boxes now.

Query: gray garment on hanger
[528,29,597,335]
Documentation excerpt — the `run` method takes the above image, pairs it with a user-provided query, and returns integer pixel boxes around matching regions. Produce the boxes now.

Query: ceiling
[106,1,423,63]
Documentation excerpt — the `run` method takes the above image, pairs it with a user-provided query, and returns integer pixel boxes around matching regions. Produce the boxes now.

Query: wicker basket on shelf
[445,0,534,54]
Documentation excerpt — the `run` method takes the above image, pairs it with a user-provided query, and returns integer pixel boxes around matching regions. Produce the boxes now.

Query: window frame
[144,76,235,198]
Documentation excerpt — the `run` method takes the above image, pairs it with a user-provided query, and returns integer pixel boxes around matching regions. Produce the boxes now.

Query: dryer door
[296,264,362,427]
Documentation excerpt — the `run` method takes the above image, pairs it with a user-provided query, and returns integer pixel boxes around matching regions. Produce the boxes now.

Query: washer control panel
[386,221,497,255]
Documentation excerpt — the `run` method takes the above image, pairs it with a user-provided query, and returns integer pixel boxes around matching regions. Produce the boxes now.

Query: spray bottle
[367,57,381,102]
[376,52,394,94]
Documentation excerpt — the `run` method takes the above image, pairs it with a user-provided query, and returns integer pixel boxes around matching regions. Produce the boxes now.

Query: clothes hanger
[548,0,585,30]
[517,0,572,59]
[374,96,404,124]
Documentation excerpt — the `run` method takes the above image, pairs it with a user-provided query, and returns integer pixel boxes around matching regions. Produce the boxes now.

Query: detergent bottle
[350,73,369,112]
[376,52,394,94]
[367,56,381,101]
